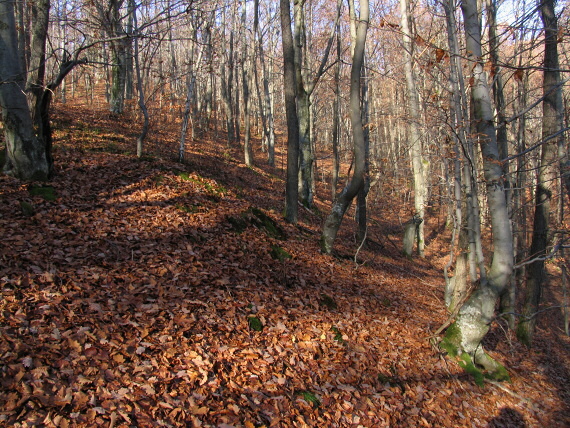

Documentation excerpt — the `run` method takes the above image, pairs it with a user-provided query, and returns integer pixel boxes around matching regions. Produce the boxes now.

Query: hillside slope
[0,103,568,427]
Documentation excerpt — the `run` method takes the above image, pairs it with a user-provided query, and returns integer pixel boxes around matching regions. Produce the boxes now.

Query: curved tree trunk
[321,0,369,254]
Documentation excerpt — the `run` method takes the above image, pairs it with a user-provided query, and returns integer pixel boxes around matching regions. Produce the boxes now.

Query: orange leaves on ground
[0,102,568,428]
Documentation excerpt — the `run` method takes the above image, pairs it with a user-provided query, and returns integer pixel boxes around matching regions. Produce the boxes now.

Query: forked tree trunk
[443,0,513,375]
[321,0,369,254]
[293,0,342,208]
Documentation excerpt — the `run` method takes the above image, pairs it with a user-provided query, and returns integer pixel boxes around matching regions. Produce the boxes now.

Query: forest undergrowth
[0,101,569,427]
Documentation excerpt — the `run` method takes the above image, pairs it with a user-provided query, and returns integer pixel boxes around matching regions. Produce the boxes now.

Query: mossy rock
[250,207,287,240]
[20,201,35,217]
[270,244,292,261]
[319,294,338,310]
[227,215,249,234]
[28,185,57,201]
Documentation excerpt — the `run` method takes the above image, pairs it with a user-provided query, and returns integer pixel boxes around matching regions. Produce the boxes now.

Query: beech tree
[517,0,566,346]
[399,0,429,257]
[1,0,84,181]
[441,0,513,377]
[321,0,369,254]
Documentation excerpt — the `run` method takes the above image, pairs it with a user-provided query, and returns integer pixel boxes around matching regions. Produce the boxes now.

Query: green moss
[20,201,35,217]
[247,316,263,332]
[440,322,461,358]
[176,204,200,213]
[319,294,338,310]
[330,326,344,343]
[486,363,510,382]
[251,207,286,240]
[442,322,510,385]
[177,172,226,196]
[270,244,292,261]
[28,185,57,201]
[458,352,484,387]
[153,175,165,186]
[177,171,192,181]
[227,215,248,234]
[297,390,321,408]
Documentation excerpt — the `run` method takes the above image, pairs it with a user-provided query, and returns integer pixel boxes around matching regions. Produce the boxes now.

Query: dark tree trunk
[517,0,565,346]
[280,0,300,224]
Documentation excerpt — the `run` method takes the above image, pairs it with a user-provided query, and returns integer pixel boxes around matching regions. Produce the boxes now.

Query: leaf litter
[0,103,568,427]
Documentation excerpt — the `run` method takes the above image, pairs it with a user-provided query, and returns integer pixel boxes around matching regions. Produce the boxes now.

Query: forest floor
[0,100,569,428]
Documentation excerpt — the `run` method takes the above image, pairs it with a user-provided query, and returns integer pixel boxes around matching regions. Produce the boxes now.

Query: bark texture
[0,0,50,181]
[517,0,565,346]
[280,0,300,224]
[321,0,368,254]
[444,0,513,374]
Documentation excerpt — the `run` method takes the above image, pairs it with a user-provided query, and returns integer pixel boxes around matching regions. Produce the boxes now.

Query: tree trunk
[399,0,428,257]
[517,0,565,346]
[443,0,513,376]
[331,20,341,200]
[321,0,369,254]
[293,0,341,208]
[132,1,148,158]
[108,0,126,115]
[280,0,300,224]
[0,0,50,181]
[242,0,253,167]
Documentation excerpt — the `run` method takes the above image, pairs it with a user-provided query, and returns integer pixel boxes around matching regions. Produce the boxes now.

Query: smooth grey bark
[280,0,300,224]
[220,10,236,145]
[331,20,341,200]
[486,0,514,327]
[108,0,127,114]
[125,0,134,101]
[293,0,342,208]
[321,0,369,254]
[444,0,513,373]
[356,56,370,246]
[254,0,275,166]
[132,1,148,157]
[180,20,204,162]
[242,0,253,167]
[399,0,429,257]
[517,0,565,346]
[443,0,471,309]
